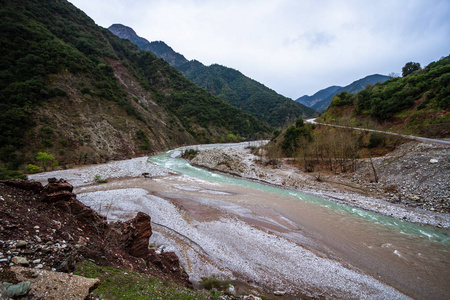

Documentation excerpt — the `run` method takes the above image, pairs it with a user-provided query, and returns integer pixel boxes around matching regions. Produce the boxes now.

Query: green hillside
[319,57,450,138]
[109,24,317,128]
[0,0,270,173]
[178,62,318,127]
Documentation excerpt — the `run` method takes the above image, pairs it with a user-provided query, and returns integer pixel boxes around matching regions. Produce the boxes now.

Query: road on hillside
[305,118,450,146]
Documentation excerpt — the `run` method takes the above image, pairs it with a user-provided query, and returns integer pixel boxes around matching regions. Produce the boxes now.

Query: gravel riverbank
[190,142,450,228]
[27,143,450,298]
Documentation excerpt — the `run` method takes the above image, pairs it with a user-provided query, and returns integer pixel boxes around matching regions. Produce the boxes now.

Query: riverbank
[190,142,450,228]
[28,144,450,299]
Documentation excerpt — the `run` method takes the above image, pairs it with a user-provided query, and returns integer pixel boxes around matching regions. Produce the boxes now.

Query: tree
[35,152,55,171]
[388,72,400,78]
[402,62,421,77]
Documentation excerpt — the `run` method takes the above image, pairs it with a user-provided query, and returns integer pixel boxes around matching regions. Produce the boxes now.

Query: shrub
[368,133,384,148]
[26,164,41,174]
[0,168,27,180]
[94,174,108,184]
[200,275,230,291]
[181,148,198,160]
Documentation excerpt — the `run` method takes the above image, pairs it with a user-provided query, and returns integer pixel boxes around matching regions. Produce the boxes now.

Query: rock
[274,290,286,296]
[123,212,152,258]
[429,159,438,164]
[226,284,236,295]
[12,256,29,265]
[243,295,262,300]
[41,179,75,203]
[0,284,8,299]
[11,266,99,300]
[15,240,27,248]
[6,281,30,298]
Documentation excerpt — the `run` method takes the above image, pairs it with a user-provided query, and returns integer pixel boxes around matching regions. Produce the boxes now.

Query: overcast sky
[69,0,450,99]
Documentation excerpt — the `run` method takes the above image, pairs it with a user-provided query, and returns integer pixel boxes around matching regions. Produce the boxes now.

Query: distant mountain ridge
[296,74,390,112]
[109,24,317,128]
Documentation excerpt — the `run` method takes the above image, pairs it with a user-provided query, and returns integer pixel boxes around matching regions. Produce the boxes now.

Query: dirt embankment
[190,141,450,227]
[0,179,190,299]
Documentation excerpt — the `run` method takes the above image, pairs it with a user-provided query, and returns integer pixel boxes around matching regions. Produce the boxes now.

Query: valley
[1,0,449,299]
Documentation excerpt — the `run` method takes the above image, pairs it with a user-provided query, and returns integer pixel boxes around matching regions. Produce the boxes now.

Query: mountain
[297,74,390,113]
[296,86,341,108]
[0,0,270,173]
[109,24,189,68]
[109,24,317,128]
[318,56,450,138]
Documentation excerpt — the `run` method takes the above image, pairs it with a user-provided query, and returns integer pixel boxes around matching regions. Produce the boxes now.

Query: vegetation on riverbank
[75,262,214,300]
[268,118,406,174]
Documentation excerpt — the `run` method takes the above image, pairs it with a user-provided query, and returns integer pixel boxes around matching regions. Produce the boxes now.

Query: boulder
[6,281,31,298]
[11,266,99,300]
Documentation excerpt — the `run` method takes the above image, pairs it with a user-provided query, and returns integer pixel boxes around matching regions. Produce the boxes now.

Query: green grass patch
[75,261,212,300]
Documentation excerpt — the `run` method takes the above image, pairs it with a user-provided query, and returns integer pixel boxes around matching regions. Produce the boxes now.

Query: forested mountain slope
[296,74,390,113]
[109,24,317,128]
[318,57,450,138]
[0,0,269,173]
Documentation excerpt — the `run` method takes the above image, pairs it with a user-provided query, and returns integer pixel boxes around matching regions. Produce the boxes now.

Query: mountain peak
[108,24,151,50]
[109,24,188,67]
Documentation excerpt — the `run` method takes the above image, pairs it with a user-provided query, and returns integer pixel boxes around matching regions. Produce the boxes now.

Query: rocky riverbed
[190,141,450,228]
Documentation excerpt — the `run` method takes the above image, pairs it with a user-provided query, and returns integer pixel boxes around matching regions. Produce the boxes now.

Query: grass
[200,275,231,291]
[75,261,212,300]
[94,174,108,184]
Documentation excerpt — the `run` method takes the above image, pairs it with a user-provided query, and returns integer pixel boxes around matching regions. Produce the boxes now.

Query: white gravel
[29,157,168,187]
[77,187,409,299]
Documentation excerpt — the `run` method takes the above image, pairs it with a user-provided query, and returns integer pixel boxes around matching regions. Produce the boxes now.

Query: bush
[181,148,198,160]
[368,133,384,148]
[136,129,151,152]
[94,174,108,184]
[0,168,27,180]
[26,164,41,174]
[200,275,230,291]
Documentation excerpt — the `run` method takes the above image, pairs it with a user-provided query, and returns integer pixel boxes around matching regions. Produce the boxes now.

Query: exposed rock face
[41,178,76,203]
[123,212,153,258]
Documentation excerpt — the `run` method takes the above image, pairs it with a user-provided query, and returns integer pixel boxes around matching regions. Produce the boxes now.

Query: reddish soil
[0,179,192,291]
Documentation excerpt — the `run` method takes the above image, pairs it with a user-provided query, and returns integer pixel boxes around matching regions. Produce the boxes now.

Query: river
[75,142,450,299]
